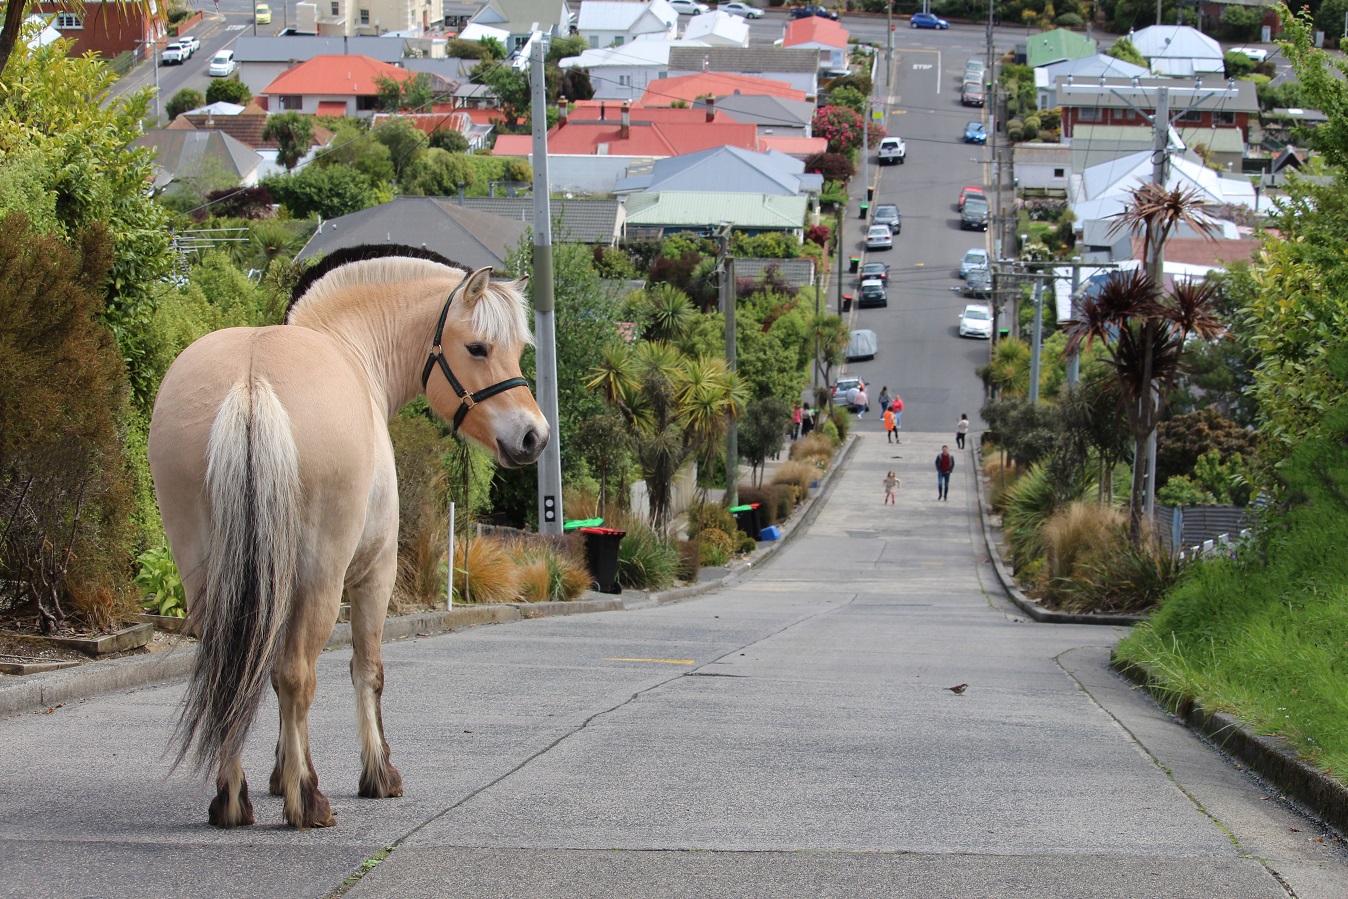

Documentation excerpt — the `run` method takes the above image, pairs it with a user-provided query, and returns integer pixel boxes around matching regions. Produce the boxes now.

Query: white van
[208,50,236,77]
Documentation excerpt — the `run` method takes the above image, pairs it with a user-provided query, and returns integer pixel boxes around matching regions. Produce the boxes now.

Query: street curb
[0,437,857,720]
[1113,657,1348,836]
[972,444,1145,627]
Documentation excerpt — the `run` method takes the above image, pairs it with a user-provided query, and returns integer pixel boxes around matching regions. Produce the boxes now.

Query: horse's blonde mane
[292,256,533,348]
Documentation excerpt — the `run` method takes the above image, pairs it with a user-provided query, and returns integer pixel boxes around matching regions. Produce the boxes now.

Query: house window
[356,95,380,111]
[280,95,303,110]
[330,1,340,14]
[1053,167,1065,178]
[618,74,630,86]
[1215,110,1235,125]
[55,12,82,28]
[589,35,598,47]
[360,8,370,23]
[613,36,623,45]
[1177,108,1204,124]
[1077,107,1102,122]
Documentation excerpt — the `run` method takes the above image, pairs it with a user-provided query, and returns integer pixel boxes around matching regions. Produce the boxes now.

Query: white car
[1229,46,1268,63]
[959,304,993,339]
[720,1,764,17]
[866,224,892,250]
[669,0,710,13]
[178,35,200,56]
[208,50,236,77]
[877,135,906,165]
[959,247,989,278]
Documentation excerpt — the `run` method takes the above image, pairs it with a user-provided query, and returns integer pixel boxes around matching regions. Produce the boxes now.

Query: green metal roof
[624,192,808,229]
[1026,29,1097,69]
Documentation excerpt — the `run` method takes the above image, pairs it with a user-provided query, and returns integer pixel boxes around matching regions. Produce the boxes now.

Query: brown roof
[1130,236,1262,268]
[179,104,332,150]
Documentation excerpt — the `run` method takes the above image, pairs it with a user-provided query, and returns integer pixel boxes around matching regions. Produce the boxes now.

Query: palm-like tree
[645,284,696,343]
[678,355,748,499]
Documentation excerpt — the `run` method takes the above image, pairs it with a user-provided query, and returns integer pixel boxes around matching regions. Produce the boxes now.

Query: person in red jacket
[935,445,955,501]
[890,394,904,430]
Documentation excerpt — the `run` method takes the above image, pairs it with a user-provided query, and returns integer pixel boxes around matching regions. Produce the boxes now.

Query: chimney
[620,100,630,140]
[705,96,715,123]
[559,98,568,126]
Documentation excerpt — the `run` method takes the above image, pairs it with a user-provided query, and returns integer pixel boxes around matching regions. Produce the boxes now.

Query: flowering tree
[812,105,864,154]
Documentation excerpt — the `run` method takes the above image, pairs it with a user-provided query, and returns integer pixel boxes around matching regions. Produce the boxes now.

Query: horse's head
[423,267,549,468]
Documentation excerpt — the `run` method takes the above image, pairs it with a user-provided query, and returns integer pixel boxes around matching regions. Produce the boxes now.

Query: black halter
[420,279,531,432]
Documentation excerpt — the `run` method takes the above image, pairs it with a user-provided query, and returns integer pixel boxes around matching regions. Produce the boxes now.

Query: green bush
[135,545,186,617]
[699,527,734,566]
[616,518,679,590]
[675,538,701,581]
[1054,12,1084,26]
[1021,114,1041,135]
[736,485,780,527]
[686,500,737,539]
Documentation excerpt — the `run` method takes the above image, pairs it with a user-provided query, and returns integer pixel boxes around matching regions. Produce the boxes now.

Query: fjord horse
[148,245,547,829]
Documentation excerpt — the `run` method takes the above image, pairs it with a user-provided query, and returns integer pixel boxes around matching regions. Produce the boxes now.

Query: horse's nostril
[520,427,539,456]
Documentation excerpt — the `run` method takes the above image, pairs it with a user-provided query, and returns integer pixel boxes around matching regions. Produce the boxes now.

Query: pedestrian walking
[855,384,869,419]
[935,445,955,501]
[878,386,891,411]
[792,402,803,441]
[891,394,904,430]
[847,382,861,413]
[883,470,900,504]
[883,407,896,443]
[956,413,970,450]
[801,404,814,437]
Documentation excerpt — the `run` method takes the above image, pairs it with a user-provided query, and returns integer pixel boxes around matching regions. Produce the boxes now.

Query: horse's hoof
[208,782,255,828]
[358,764,403,799]
[268,764,283,797]
[287,785,335,829]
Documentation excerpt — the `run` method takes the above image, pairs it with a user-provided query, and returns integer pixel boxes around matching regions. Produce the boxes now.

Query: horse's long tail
[174,379,301,774]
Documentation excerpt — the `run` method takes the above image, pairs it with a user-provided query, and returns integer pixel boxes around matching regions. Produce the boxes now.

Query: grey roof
[668,46,819,74]
[131,129,262,192]
[447,196,623,244]
[233,35,407,64]
[613,145,821,196]
[1042,53,1147,83]
[471,0,572,34]
[1057,77,1259,114]
[695,94,814,132]
[733,257,816,291]
[297,197,529,270]
[624,191,808,230]
[402,57,476,81]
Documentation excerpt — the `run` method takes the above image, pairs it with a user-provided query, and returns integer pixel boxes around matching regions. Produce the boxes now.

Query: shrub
[1001,461,1090,574]
[1006,119,1025,142]
[511,538,589,602]
[699,527,735,566]
[453,536,521,604]
[1060,539,1188,614]
[737,485,781,527]
[205,77,251,106]
[790,433,834,465]
[563,482,601,521]
[686,500,738,539]
[981,449,1021,512]
[1040,501,1128,607]
[675,538,701,581]
[829,408,850,440]
[1054,12,1084,27]
[804,152,855,183]
[771,460,816,501]
[614,516,679,590]
[166,88,204,121]
[135,544,186,618]
[1021,114,1041,135]
[820,419,840,442]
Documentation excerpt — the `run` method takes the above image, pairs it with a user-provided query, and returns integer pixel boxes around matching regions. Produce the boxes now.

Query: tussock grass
[610,513,680,591]
[453,536,520,605]
[771,460,816,502]
[510,539,590,602]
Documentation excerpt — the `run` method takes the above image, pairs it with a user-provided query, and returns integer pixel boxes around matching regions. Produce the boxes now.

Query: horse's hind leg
[348,554,403,799]
[271,591,341,829]
[208,754,255,827]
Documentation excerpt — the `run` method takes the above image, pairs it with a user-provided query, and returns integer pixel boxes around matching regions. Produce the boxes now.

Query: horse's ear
[514,274,529,292]
[462,266,494,306]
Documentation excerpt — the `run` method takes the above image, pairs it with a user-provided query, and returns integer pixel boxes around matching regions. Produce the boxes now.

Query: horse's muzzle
[498,427,547,467]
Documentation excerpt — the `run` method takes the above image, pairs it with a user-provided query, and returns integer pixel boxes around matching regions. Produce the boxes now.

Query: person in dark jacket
[935,445,955,501]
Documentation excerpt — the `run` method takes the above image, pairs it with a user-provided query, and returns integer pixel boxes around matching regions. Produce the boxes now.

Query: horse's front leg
[348,546,403,800]
[271,585,342,829]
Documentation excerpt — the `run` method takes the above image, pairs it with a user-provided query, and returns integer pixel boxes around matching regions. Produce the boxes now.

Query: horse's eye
[466,343,488,359]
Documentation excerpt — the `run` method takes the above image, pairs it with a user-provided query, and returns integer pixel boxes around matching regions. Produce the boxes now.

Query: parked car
[961,196,989,231]
[872,203,901,235]
[866,224,893,250]
[208,50,236,77]
[860,261,889,283]
[670,0,711,13]
[831,374,861,405]
[846,329,878,362]
[877,135,906,165]
[1229,46,1268,63]
[958,186,985,211]
[959,304,994,339]
[178,35,200,56]
[963,267,993,297]
[959,247,989,278]
[858,278,888,308]
[961,79,985,107]
[160,42,189,65]
[255,3,272,24]
[963,121,987,144]
[791,4,839,19]
[910,12,948,28]
[720,1,764,16]
[965,58,986,77]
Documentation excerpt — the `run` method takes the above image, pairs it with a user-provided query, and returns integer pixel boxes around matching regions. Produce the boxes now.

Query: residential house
[559,40,700,101]
[442,1,481,30]
[1197,0,1279,33]
[370,111,493,149]
[492,99,759,192]
[641,71,806,105]
[131,129,264,195]
[694,94,816,141]
[623,191,807,239]
[291,0,442,36]
[167,101,336,174]
[1128,25,1224,77]
[683,10,750,48]
[1012,143,1072,191]
[1034,54,1148,109]
[613,145,822,197]
[576,0,677,49]
[445,196,624,244]
[36,0,165,59]
[1056,77,1257,147]
[1067,124,1166,171]
[23,13,62,48]
[1025,28,1096,69]
[232,35,408,95]
[667,46,820,99]
[467,0,573,53]
[780,15,847,74]
[297,196,529,268]
[259,54,447,117]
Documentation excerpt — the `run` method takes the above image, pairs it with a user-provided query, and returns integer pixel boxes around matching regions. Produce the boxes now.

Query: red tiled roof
[1130,236,1262,268]
[493,105,758,157]
[783,16,848,49]
[371,111,472,135]
[641,73,806,105]
[262,55,411,98]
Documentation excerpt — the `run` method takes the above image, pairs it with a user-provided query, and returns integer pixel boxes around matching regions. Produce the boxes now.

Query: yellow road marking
[604,657,695,665]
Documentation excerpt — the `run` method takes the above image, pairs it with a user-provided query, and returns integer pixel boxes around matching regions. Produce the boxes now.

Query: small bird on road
[947,683,968,695]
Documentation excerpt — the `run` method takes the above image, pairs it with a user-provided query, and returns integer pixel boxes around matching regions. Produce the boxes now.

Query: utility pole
[1066,261,1082,383]
[886,0,893,88]
[1028,278,1043,403]
[1140,84,1170,524]
[990,84,1003,259]
[529,36,563,536]
[862,101,870,207]
[835,201,846,317]
[719,224,738,508]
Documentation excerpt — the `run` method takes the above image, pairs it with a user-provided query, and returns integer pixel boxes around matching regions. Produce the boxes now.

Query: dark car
[961,196,990,231]
[964,267,993,297]
[860,261,889,283]
[963,121,987,144]
[910,12,948,28]
[859,278,888,308]
[791,4,838,19]
[872,203,901,235]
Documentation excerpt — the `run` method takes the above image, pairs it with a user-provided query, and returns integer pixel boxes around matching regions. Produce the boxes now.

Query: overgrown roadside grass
[1115,404,1348,786]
